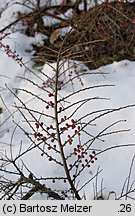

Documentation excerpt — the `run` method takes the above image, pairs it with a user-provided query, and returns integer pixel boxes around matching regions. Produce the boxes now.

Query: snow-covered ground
[0,0,135,200]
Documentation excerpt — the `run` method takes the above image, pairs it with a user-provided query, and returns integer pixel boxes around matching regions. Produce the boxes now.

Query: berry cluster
[70,147,97,169]
[32,88,98,181]
[0,33,11,40]
[68,63,84,87]
[0,33,23,67]
[34,122,47,141]
[96,0,133,36]
[42,79,63,91]
[60,118,77,131]
[34,122,57,144]
[45,92,54,109]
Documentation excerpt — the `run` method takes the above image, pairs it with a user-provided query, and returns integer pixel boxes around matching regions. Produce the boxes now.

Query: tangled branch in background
[0,0,135,200]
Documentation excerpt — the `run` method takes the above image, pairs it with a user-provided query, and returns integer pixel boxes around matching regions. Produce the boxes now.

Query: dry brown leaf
[50,29,61,45]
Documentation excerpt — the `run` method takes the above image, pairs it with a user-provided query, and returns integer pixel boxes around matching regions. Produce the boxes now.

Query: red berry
[37,132,41,137]
[63,179,66,183]
[46,105,49,109]
[61,118,64,123]
[50,101,54,107]
[34,132,37,138]
[51,139,54,143]
[48,146,51,150]
[51,133,55,137]
[48,93,53,97]
[68,138,73,145]
[71,119,76,124]
[59,107,62,111]
[74,130,78,134]
[89,154,94,159]
[74,64,77,69]
[35,123,39,129]
[49,157,52,161]
[72,125,75,129]
[50,125,53,129]
[6,45,10,49]
[62,127,66,131]
[43,136,47,141]
[52,179,55,183]
[78,126,81,130]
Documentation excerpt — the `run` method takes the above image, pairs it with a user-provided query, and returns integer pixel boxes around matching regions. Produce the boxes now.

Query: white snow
[0,0,135,200]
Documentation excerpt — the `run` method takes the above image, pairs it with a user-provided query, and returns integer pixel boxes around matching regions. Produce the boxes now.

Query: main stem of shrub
[54,57,81,200]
